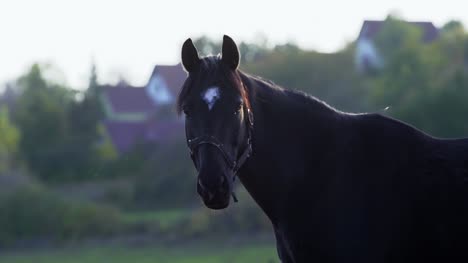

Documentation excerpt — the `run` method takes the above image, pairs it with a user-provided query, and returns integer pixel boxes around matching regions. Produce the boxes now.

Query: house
[100,63,187,153]
[355,20,439,72]
[100,82,157,122]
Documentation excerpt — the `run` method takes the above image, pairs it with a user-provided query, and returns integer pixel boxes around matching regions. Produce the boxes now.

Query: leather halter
[187,105,254,202]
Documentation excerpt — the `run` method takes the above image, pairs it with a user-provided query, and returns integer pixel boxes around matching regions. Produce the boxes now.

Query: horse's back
[275,110,468,262]
[337,113,468,261]
[429,136,468,252]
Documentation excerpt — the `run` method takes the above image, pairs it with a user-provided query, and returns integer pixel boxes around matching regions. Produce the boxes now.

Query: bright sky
[0,0,467,89]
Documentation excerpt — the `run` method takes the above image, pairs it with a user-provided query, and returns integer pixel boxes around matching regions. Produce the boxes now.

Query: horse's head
[178,35,253,210]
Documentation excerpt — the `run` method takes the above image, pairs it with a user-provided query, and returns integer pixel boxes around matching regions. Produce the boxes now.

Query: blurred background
[1,1,468,262]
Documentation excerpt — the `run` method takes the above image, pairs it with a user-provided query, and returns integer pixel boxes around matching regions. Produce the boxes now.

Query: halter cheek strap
[187,107,254,203]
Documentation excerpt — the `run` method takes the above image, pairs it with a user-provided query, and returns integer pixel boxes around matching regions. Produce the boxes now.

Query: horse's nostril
[206,191,215,201]
[198,179,215,201]
[198,178,206,191]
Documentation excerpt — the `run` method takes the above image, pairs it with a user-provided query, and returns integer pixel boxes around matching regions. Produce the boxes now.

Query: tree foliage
[0,107,20,173]
[193,36,270,64]
[13,64,108,181]
[14,64,73,180]
[244,43,368,112]
[369,18,468,137]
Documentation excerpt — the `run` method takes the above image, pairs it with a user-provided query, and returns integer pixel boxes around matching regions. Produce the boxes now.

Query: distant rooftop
[358,20,439,43]
[100,82,155,114]
[148,63,187,98]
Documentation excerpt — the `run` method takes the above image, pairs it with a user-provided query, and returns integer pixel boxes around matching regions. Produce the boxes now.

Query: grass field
[0,239,279,263]
[121,209,190,230]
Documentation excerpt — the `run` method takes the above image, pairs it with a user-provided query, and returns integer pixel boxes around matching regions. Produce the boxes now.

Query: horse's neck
[238,74,339,223]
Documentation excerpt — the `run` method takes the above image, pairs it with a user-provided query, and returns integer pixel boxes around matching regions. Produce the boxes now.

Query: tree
[373,15,424,64]
[88,63,99,97]
[68,64,105,164]
[62,63,109,179]
[193,36,270,64]
[14,64,73,180]
[441,20,464,34]
[244,42,367,112]
[0,107,20,173]
[12,63,116,181]
[369,17,468,138]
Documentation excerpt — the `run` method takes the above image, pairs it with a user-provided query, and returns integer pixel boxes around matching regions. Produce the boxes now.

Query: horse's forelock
[176,56,250,115]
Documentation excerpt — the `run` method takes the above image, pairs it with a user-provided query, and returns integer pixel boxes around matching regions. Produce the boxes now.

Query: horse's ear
[222,35,240,70]
[181,38,200,72]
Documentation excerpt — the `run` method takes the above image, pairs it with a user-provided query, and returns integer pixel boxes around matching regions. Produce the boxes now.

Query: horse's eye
[183,107,190,116]
[234,104,243,115]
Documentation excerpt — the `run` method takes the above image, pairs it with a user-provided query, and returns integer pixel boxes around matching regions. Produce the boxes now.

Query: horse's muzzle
[197,176,231,210]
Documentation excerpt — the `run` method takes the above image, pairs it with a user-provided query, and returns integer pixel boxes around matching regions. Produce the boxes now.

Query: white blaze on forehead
[201,86,221,110]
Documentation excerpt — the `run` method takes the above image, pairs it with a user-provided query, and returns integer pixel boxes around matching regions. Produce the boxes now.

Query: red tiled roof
[101,82,156,114]
[103,120,148,153]
[103,119,184,153]
[148,63,187,98]
[358,20,439,43]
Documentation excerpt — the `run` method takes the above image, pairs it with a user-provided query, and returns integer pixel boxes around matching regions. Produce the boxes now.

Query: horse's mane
[239,71,348,117]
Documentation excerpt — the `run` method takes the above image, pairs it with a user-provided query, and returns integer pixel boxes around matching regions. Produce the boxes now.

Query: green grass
[0,240,279,263]
[121,209,189,229]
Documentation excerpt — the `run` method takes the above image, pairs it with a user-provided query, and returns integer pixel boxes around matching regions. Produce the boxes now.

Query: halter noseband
[187,106,254,202]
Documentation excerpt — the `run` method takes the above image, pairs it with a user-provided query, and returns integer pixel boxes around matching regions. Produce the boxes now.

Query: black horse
[178,35,468,263]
